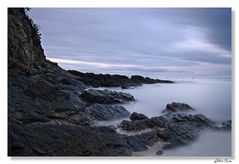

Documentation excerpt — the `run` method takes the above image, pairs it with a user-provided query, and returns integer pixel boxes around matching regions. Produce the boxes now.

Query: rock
[85,103,130,121]
[119,115,168,131]
[156,150,163,155]
[165,123,200,148]
[130,112,149,121]
[163,102,193,113]
[80,89,135,104]
[8,8,45,73]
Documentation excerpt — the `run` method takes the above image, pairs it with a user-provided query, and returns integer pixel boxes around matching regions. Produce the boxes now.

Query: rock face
[130,112,149,121]
[68,70,174,89]
[80,89,135,104]
[163,102,193,113]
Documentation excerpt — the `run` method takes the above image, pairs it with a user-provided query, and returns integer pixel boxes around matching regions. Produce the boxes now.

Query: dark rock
[85,103,130,121]
[80,89,135,104]
[163,102,193,113]
[119,115,168,131]
[221,120,231,129]
[164,123,200,148]
[130,112,149,121]
[156,150,163,155]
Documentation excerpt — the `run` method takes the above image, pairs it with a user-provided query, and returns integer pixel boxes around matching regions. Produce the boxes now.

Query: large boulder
[163,102,193,113]
[130,112,149,121]
[80,89,135,104]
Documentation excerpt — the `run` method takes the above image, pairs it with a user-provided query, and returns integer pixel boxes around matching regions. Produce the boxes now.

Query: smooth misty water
[111,79,231,122]
[99,78,232,156]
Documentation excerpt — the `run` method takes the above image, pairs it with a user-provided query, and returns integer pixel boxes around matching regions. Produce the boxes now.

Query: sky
[29,8,231,79]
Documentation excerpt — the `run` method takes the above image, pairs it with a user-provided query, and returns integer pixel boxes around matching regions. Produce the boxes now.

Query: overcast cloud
[29,8,231,78]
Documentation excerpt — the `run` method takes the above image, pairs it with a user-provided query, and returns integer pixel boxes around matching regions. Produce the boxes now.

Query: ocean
[98,78,232,156]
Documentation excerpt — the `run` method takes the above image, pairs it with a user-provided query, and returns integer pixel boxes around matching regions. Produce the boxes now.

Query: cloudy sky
[29,8,231,78]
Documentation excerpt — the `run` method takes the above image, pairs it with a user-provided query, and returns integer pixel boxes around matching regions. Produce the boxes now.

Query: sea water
[99,78,232,156]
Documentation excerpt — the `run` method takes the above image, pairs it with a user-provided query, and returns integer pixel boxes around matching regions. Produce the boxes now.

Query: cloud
[30,8,231,78]
[47,57,140,69]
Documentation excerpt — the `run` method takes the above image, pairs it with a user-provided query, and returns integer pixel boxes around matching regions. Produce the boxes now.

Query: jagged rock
[163,102,193,113]
[85,103,130,121]
[80,89,135,104]
[164,123,200,148]
[130,112,149,121]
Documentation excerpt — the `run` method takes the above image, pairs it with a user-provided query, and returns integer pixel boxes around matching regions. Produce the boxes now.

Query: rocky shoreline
[8,8,231,156]
[68,70,174,89]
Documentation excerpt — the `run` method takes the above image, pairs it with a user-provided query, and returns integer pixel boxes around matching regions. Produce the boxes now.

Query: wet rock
[163,102,193,113]
[130,112,149,121]
[164,123,200,148]
[85,103,130,121]
[80,89,135,104]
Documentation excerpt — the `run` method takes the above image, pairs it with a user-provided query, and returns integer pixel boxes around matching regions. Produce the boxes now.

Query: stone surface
[130,112,149,121]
